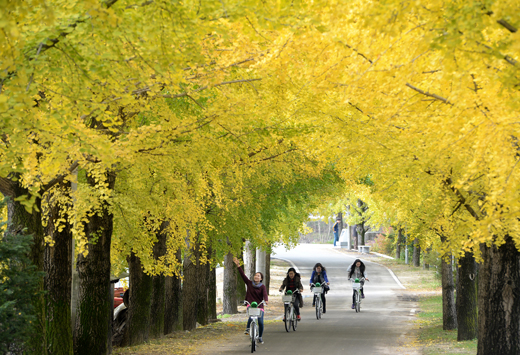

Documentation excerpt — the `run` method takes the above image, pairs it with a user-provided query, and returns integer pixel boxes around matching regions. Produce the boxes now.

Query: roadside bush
[370,233,395,256]
[0,198,43,354]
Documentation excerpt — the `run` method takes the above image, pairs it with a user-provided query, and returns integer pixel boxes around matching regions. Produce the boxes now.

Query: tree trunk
[73,172,115,355]
[477,236,520,354]
[413,239,421,267]
[196,260,209,326]
[337,212,343,237]
[265,252,271,294]
[456,251,477,341]
[441,250,458,330]
[223,253,238,314]
[164,249,182,335]
[183,238,206,330]
[208,265,217,320]
[395,229,402,260]
[44,185,73,355]
[245,240,256,280]
[149,222,168,339]
[121,252,152,346]
[423,247,430,270]
[4,181,46,355]
[236,247,246,305]
[352,227,358,250]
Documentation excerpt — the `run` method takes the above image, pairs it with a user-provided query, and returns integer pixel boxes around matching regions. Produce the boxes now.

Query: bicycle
[244,300,265,353]
[351,277,365,313]
[311,282,325,319]
[281,290,300,332]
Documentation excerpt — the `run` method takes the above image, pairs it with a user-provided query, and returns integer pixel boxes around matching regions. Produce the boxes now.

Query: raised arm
[309,270,315,285]
[233,257,252,286]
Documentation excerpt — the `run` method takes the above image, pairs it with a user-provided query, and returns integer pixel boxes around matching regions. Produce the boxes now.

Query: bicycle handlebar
[349,277,367,282]
[243,300,266,307]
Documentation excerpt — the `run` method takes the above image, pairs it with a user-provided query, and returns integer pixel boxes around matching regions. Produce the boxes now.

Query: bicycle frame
[282,290,300,332]
[351,278,365,313]
[244,300,265,352]
[311,283,324,319]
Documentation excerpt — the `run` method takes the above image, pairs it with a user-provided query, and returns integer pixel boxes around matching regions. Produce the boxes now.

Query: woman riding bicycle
[347,259,369,309]
[234,257,268,344]
[310,263,329,313]
[279,267,304,321]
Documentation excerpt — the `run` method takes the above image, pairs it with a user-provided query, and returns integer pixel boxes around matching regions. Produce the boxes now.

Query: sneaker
[297,315,301,321]
[361,294,365,299]
[258,337,264,344]
[351,304,355,309]
[244,328,249,335]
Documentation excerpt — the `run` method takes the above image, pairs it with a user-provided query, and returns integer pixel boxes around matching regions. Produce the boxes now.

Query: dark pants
[247,309,264,337]
[333,231,338,246]
[313,293,326,311]
[284,296,300,316]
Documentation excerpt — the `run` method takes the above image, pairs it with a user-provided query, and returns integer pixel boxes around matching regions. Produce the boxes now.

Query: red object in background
[114,297,124,308]
[114,287,127,308]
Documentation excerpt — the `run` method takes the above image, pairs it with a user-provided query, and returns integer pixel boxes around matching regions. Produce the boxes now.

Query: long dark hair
[348,259,365,278]
[313,263,326,272]
[286,267,299,278]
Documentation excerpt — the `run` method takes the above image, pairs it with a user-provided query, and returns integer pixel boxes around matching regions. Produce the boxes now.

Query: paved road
[215,244,418,355]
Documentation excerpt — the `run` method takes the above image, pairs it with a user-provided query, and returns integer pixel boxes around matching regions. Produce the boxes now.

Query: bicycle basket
[247,307,262,317]
[313,286,323,294]
[352,282,361,290]
[282,294,294,303]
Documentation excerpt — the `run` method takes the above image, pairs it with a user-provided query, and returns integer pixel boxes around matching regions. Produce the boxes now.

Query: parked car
[113,287,126,308]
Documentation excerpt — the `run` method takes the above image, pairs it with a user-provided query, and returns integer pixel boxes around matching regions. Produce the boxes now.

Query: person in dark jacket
[279,267,304,320]
[234,257,268,344]
[309,263,329,313]
[347,259,369,309]
[333,218,340,246]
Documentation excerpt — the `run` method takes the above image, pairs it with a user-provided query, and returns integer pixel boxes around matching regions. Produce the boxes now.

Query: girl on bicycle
[233,257,268,344]
[347,259,369,309]
[279,267,304,320]
[310,263,329,313]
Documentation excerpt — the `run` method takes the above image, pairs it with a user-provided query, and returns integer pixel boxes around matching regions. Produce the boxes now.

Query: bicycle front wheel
[355,291,361,313]
[250,323,256,352]
[284,306,291,332]
[315,297,321,320]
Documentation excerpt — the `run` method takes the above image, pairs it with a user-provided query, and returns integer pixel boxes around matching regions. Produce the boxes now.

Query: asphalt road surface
[217,244,418,355]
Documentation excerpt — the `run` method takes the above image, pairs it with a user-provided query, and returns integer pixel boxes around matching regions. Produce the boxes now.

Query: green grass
[416,296,477,354]
[216,314,232,319]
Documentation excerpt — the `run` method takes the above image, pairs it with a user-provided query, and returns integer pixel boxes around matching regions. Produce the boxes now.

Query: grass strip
[368,254,477,354]
[416,295,477,355]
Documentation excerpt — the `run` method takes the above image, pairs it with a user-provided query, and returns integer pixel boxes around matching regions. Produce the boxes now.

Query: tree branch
[161,79,262,99]
[37,0,119,54]
[43,161,80,190]
[443,177,480,220]
[497,19,517,33]
[406,83,453,105]
[0,177,15,197]
[241,148,298,166]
